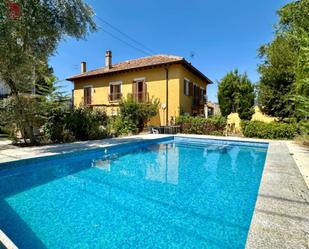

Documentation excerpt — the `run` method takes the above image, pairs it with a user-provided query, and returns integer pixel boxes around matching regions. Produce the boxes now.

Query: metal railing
[108,92,123,102]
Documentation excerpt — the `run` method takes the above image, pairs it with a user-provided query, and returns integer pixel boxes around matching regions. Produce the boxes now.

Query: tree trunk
[7,79,37,145]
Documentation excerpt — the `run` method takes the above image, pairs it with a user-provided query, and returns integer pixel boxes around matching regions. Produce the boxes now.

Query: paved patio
[0,135,308,249]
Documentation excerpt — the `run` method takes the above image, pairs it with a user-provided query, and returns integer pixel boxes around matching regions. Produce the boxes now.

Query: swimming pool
[0,136,268,249]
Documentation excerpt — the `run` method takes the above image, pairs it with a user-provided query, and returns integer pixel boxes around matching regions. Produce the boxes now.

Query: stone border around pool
[0,134,308,248]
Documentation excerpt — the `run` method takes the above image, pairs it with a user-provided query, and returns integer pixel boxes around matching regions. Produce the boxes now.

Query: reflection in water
[0,141,267,249]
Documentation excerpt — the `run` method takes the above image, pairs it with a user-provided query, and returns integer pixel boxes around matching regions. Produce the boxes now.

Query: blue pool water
[0,137,268,249]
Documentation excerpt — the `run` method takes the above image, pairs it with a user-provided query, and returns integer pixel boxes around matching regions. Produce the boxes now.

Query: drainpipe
[165,67,169,126]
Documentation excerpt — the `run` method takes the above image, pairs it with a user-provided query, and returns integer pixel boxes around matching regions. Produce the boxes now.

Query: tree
[257,36,297,119]
[0,0,96,144]
[293,30,309,132]
[218,69,255,120]
[257,0,309,120]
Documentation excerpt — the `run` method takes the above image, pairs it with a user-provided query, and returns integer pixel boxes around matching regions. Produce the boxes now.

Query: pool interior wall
[0,136,268,249]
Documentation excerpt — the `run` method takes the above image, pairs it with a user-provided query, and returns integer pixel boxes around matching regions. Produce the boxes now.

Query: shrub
[65,107,109,140]
[43,107,109,143]
[241,121,298,139]
[176,115,226,135]
[108,116,138,136]
[112,96,159,135]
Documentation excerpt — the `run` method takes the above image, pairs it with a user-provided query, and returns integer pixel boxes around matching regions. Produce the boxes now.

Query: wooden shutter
[183,80,186,95]
[84,87,91,105]
[132,81,137,100]
[189,82,193,96]
[143,81,147,102]
[196,86,200,98]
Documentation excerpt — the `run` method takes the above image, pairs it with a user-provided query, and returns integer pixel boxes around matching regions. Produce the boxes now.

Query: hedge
[176,116,226,135]
[241,121,298,139]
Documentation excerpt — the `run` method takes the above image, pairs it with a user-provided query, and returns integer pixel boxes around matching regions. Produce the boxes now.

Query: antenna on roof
[189,51,195,60]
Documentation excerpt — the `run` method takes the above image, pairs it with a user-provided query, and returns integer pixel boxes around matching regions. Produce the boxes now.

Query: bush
[65,107,108,140]
[111,96,159,135]
[43,109,74,143]
[43,107,109,143]
[241,121,298,139]
[176,115,226,135]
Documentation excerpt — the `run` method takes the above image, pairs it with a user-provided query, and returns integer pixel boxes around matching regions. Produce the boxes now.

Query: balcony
[132,91,149,103]
[108,92,123,102]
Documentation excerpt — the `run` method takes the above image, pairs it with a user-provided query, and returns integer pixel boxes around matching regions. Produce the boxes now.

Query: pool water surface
[0,137,268,249]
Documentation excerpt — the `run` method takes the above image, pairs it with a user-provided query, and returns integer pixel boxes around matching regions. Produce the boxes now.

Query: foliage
[65,107,108,140]
[241,121,298,140]
[43,107,109,143]
[114,96,160,135]
[0,94,51,143]
[0,86,70,143]
[42,109,74,143]
[278,0,309,34]
[0,0,96,144]
[258,0,309,121]
[176,115,226,135]
[257,36,297,119]
[292,30,309,133]
[218,69,255,120]
[108,116,138,136]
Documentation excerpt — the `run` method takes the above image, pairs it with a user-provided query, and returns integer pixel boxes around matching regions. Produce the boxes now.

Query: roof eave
[66,60,213,84]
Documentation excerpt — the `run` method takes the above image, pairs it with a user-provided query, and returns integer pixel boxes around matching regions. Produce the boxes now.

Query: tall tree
[258,0,309,120]
[218,69,255,120]
[257,36,297,118]
[0,0,96,144]
[292,30,309,131]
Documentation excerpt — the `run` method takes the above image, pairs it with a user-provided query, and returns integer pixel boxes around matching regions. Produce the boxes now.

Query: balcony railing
[192,96,207,106]
[132,91,149,103]
[108,92,123,102]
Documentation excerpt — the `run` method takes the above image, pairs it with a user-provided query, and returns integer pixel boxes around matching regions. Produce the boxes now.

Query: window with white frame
[184,78,190,96]
[109,81,122,101]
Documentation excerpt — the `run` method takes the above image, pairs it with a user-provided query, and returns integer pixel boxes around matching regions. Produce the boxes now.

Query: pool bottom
[0,137,268,249]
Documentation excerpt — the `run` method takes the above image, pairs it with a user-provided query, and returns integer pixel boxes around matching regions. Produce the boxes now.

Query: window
[133,78,147,102]
[109,81,122,101]
[184,78,190,96]
[83,86,92,105]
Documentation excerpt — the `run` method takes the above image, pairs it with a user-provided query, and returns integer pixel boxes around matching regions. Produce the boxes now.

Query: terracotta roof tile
[66,54,212,83]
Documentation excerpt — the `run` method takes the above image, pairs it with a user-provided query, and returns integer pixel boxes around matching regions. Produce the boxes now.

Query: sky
[49,0,291,102]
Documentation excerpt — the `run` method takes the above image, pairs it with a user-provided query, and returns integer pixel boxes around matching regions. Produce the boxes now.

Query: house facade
[67,51,212,125]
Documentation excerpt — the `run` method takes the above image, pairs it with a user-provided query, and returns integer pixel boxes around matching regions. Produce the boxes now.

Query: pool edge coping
[0,229,18,249]
[245,141,309,249]
[0,134,308,248]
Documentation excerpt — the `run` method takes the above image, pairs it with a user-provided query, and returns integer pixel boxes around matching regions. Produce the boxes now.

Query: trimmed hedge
[176,116,226,135]
[241,121,298,139]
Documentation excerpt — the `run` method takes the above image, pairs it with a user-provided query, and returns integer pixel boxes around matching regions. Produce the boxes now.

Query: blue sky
[49,0,291,102]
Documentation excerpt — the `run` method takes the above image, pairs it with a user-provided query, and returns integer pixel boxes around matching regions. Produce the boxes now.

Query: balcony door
[84,86,92,105]
[133,79,147,102]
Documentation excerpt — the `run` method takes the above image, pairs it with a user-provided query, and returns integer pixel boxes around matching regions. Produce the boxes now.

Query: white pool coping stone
[0,230,18,249]
[0,134,308,249]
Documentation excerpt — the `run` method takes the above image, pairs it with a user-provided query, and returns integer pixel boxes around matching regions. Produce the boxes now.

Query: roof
[66,54,212,83]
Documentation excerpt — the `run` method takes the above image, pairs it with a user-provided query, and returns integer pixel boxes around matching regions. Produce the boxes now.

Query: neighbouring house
[0,80,10,99]
[67,51,212,125]
[206,101,220,117]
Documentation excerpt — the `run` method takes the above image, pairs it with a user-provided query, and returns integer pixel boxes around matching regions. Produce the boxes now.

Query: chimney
[105,50,112,69]
[81,61,86,73]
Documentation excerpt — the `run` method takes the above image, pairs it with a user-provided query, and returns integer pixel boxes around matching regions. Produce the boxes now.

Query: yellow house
[67,51,212,125]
